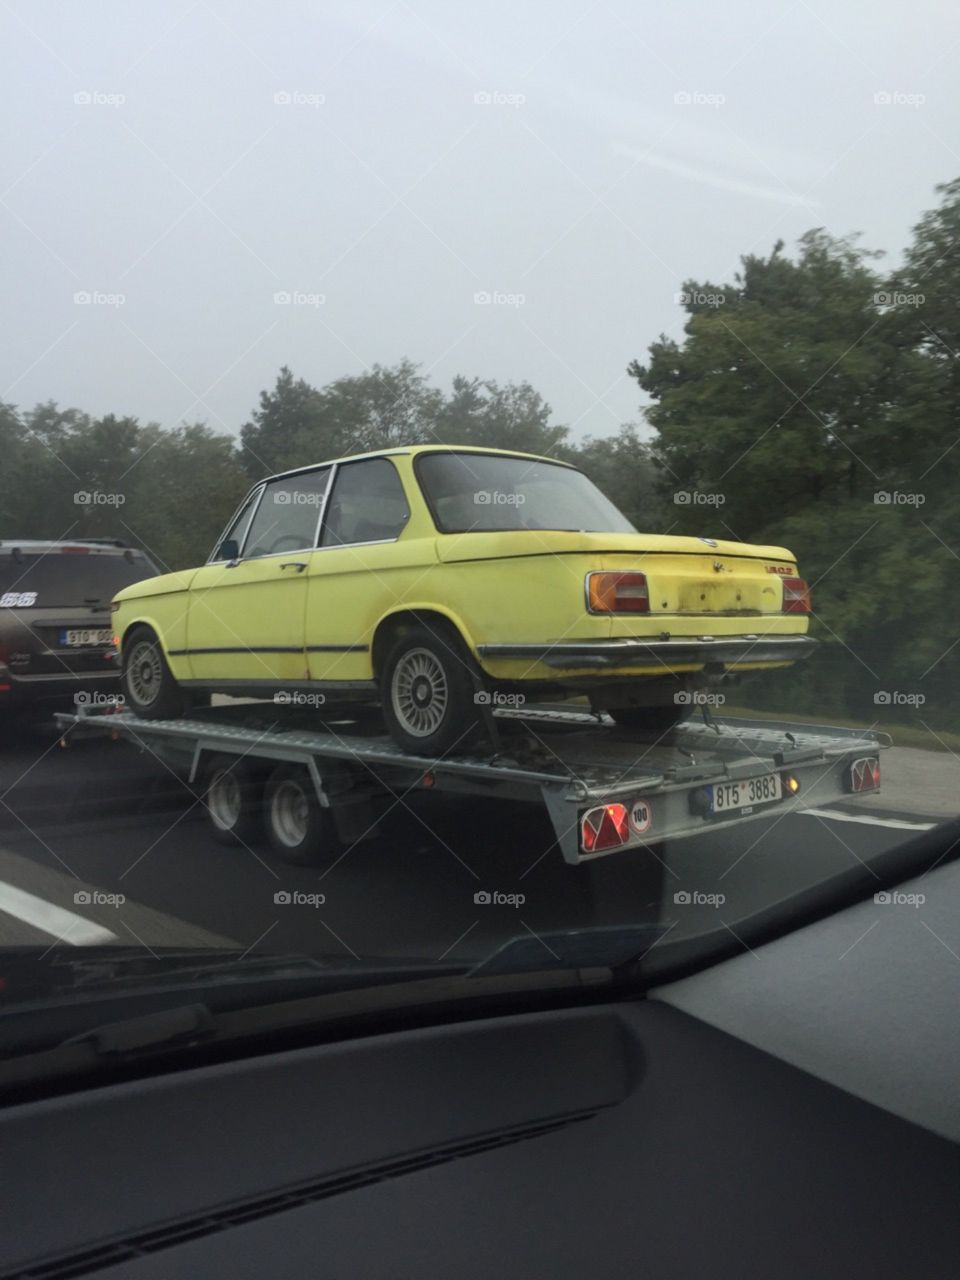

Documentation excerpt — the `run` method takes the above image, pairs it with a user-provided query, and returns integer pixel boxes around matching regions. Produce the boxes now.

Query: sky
[2,0,958,445]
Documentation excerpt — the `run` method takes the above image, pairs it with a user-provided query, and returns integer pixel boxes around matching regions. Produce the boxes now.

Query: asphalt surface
[0,712,947,969]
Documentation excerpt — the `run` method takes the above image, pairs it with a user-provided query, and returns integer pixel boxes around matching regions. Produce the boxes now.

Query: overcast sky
[2,0,958,444]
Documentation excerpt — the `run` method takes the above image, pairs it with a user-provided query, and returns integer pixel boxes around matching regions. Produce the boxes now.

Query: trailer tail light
[587,572,649,614]
[848,756,880,793]
[781,577,811,614]
[581,802,631,853]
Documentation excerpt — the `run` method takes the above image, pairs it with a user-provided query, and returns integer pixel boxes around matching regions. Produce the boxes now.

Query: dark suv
[0,540,158,719]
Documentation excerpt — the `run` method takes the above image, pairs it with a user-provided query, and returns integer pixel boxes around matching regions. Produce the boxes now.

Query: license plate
[708,772,782,814]
[60,628,112,647]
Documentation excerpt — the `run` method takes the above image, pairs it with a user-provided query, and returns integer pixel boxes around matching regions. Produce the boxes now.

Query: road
[0,713,946,969]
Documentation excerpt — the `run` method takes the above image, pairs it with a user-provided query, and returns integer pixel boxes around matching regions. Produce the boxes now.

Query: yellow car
[114,445,815,752]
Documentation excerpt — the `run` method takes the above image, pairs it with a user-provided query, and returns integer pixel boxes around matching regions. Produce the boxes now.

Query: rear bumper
[0,668,122,710]
[476,635,818,671]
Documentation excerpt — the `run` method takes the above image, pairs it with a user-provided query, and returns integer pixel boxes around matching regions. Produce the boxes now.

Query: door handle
[280,561,308,572]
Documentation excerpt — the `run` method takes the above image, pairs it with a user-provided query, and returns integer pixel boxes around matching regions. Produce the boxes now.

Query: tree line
[2,178,958,726]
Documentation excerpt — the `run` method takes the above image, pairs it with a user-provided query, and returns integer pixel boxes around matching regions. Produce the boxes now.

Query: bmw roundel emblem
[698,537,718,547]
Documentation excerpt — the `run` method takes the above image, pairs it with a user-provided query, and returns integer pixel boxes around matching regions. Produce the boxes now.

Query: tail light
[581,803,631,853]
[848,756,880,793]
[781,576,811,614]
[587,571,649,614]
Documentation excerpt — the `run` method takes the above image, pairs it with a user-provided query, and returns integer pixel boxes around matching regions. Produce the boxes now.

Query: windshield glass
[417,453,636,532]
[0,1,957,1073]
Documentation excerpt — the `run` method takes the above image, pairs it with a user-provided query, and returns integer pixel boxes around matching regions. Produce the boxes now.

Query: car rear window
[0,552,156,606]
[416,452,637,534]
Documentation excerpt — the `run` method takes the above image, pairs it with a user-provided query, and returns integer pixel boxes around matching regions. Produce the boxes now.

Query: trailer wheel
[204,756,266,847]
[264,763,338,866]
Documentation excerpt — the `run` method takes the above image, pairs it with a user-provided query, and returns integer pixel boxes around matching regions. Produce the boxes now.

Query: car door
[304,458,418,684]
[184,469,330,688]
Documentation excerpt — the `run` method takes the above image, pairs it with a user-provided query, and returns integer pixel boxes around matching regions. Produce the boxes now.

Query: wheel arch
[370,606,479,681]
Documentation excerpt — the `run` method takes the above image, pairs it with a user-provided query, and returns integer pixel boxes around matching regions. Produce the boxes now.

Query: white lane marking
[0,881,117,945]
[801,807,936,832]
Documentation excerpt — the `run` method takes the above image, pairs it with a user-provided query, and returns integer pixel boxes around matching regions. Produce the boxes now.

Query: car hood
[435,530,797,564]
[113,568,199,602]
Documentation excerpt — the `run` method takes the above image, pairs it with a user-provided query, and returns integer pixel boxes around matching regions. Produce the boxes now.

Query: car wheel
[121,627,186,720]
[380,625,483,755]
[263,763,338,866]
[204,756,266,847]
[606,704,691,736]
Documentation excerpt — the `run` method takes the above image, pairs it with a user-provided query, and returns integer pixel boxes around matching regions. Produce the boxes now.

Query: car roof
[0,540,145,556]
[267,444,576,484]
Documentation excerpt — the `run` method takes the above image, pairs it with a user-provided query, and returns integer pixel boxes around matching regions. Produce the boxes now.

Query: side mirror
[217,538,239,562]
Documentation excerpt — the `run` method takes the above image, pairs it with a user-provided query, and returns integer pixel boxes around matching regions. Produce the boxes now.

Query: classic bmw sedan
[114,446,815,753]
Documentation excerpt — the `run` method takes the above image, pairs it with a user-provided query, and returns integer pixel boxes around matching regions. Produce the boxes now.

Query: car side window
[321,459,410,547]
[210,488,262,561]
[242,470,330,559]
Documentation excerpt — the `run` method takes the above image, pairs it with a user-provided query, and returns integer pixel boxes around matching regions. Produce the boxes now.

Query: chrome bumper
[476,635,818,670]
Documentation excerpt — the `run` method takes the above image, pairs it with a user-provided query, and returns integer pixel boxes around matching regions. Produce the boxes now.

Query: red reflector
[781,576,810,614]
[849,756,880,792]
[0,684,11,693]
[587,572,650,614]
[581,803,631,853]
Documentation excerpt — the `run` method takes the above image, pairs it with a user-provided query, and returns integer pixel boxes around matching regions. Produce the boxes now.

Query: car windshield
[417,453,636,533]
[0,1,957,1081]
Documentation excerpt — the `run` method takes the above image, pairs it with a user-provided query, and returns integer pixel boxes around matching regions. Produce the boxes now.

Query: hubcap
[208,770,241,831]
[271,779,310,848]
[127,640,162,706]
[391,647,448,738]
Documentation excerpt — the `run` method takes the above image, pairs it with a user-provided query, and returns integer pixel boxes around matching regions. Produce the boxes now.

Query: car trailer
[55,702,889,867]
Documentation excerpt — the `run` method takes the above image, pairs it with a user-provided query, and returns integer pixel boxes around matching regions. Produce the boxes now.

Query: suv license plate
[61,628,112,647]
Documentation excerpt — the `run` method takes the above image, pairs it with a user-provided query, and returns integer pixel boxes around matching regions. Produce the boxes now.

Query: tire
[263,763,339,866]
[379,624,484,755]
[121,627,187,720]
[204,756,266,847]
[606,704,691,735]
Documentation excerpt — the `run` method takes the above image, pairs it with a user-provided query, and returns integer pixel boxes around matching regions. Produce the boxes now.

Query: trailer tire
[204,756,266,847]
[263,763,338,866]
